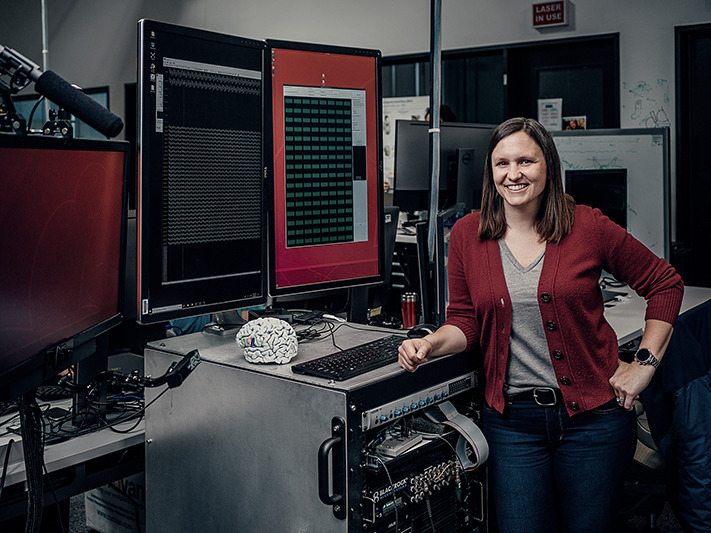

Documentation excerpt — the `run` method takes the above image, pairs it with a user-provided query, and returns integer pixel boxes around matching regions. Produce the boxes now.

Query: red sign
[532,1,568,28]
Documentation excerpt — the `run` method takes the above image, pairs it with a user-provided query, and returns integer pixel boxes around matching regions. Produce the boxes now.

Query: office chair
[623,299,711,532]
[619,401,669,531]
[165,314,211,337]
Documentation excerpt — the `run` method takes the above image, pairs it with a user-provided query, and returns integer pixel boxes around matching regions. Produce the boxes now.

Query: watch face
[635,347,659,368]
[636,348,651,363]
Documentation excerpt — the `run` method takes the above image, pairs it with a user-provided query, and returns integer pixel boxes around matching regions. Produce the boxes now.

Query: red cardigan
[443,205,683,415]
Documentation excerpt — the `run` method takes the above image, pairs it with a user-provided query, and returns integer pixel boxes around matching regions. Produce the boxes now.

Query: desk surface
[604,285,711,346]
[396,225,451,245]
[0,401,144,488]
[1,286,708,502]
[148,322,410,392]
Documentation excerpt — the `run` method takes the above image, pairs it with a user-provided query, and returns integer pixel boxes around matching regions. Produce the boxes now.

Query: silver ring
[616,397,624,403]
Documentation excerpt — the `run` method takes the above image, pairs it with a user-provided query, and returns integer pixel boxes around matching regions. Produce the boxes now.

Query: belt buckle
[532,387,557,407]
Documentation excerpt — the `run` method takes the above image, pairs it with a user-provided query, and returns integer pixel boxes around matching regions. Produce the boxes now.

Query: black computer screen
[0,133,128,401]
[267,39,384,297]
[137,19,268,323]
[565,168,628,229]
[393,120,494,214]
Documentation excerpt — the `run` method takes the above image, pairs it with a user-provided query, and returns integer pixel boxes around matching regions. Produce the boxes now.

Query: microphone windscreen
[34,70,124,138]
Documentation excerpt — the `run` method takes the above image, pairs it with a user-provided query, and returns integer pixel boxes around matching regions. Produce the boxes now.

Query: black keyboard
[36,385,73,401]
[292,335,405,381]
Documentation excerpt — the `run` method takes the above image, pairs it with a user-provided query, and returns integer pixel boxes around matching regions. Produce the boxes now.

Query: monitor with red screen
[267,40,384,297]
[0,133,128,401]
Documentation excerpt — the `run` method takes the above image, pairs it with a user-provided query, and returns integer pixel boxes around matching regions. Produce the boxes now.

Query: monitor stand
[348,286,369,324]
[71,335,109,425]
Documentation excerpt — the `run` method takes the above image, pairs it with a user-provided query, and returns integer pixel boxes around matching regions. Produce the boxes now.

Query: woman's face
[491,131,547,214]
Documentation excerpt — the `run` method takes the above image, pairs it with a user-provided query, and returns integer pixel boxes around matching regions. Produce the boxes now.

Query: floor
[64,494,683,533]
[68,495,87,532]
[624,501,683,532]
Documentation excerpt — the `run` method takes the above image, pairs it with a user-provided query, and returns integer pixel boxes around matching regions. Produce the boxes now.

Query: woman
[398,117,683,533]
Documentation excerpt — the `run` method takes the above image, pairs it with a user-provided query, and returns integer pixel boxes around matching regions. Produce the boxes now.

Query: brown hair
[478,117,575,243]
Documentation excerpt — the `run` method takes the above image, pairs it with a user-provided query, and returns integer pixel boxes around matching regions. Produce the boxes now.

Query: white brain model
[236,317,298,364]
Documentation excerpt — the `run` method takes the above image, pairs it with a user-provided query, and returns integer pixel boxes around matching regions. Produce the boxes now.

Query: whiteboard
[551,128,670,260]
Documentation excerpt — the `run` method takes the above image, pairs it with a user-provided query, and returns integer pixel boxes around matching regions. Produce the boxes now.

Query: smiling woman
[397,117,683,533]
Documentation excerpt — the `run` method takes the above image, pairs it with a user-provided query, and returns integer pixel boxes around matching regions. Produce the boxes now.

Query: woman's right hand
[398,337,433,372]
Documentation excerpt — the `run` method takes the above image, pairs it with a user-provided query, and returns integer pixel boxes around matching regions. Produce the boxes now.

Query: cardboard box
[85,473,145,533]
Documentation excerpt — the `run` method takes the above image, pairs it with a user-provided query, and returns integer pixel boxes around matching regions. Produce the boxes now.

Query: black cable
[320,320,343,351]
[0,438,14,501]
[0,411,22,438]
[330,288,351,315]
[18,390,45,533]
[433,432,478,472]
[25,95,45,132]
[39,385,161,445]
[43,399,143,443]
[425,492,437,533]
[41,460,67,533]
[372,455,399,533]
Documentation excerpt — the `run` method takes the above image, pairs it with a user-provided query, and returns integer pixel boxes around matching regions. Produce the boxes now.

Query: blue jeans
[481,397,636,533]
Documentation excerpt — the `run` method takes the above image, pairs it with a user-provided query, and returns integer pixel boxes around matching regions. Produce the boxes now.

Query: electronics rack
[362,434,488,532]
[144,330,489,532]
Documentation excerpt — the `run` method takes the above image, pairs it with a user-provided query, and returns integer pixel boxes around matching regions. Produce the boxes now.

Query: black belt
[505,387,563,407]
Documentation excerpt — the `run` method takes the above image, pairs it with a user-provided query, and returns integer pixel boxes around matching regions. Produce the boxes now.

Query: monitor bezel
[136,19,269,324]
[265,39,385,298]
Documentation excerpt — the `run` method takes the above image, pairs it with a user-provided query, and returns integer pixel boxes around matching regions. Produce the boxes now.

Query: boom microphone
[34,71,124,137]
[0,44,124,138]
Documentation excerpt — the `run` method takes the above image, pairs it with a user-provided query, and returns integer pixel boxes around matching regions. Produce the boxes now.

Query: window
[383,34,619,128]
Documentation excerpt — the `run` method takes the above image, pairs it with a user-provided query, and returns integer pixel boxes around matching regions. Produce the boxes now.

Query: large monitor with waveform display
[565,168,628,229]
[0,133,129,401]
[267,39,384,297]
[137,19,268,323]
[393,120,494,215]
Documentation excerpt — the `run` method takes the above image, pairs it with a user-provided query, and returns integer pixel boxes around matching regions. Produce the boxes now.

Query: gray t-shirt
[498,239,558,395]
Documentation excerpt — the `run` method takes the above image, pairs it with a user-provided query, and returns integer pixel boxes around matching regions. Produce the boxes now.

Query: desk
[0,401,144,523]
[604,285,711,346]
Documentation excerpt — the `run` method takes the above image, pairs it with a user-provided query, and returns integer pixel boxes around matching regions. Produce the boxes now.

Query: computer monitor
[393,120,494,215]
[13,87,111,139]
[0,133,129,402]
[565,168,628,229]
[136,20,268,323]
[267,39,384,298]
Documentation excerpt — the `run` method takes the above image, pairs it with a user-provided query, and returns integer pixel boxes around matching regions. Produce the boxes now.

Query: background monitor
[393,120,494,215]
[267,39,384,298]
[13,87,112,139]
[0,133,128,401]
[565,168,628,229]
[136,20,268,323]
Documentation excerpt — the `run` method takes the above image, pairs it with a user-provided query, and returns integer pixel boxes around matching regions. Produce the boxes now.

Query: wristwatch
[634,347,660,369]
